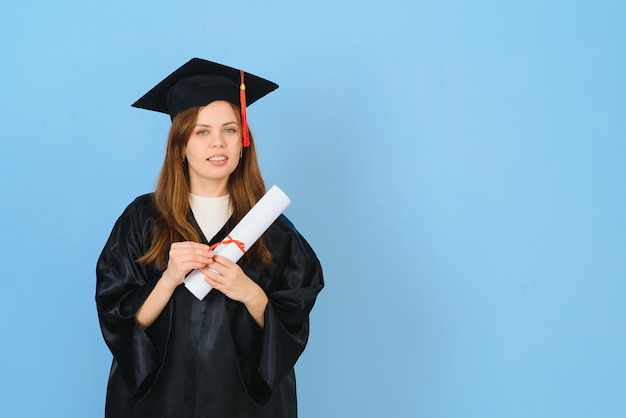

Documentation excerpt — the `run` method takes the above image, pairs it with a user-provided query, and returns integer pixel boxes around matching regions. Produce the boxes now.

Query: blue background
[1,1,624,417]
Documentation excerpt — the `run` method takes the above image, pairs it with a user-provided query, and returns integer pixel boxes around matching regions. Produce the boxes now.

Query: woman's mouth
[208,156,227,162]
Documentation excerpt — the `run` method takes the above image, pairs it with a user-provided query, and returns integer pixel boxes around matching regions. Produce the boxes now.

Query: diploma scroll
[184,185,291,300]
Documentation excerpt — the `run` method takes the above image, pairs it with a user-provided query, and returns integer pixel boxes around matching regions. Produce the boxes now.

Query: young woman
[96,58,324,418]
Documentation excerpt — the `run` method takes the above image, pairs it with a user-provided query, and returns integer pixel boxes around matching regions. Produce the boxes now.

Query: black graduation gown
[96,194,324,418]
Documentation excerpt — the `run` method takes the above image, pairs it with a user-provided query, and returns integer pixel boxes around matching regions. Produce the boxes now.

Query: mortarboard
[132,58,278,146]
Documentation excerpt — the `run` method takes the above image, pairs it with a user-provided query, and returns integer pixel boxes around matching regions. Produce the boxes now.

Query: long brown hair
[137,103,272,268]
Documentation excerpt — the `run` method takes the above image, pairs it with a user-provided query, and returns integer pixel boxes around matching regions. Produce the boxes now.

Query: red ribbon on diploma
[209,235,246,253]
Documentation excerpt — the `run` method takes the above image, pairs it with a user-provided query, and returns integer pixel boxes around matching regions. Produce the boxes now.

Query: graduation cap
[132,58,279,146]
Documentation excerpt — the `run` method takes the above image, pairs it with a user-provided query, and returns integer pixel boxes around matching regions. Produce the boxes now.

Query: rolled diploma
[183,185,291,300]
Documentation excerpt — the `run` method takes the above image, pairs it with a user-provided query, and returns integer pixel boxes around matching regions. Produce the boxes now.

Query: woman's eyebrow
[195,121,238,127]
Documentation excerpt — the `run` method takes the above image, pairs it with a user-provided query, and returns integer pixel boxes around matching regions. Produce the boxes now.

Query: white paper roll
[184,185,291,300]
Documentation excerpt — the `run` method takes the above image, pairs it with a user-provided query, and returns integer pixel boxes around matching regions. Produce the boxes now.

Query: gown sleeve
[227,215,324,404]
[95,195,170,397]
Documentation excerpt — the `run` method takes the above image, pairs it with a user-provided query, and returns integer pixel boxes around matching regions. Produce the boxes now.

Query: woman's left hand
[199,255,262,304]
[200,256,269,327]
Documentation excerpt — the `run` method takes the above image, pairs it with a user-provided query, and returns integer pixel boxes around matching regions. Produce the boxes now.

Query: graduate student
[96,58,324,418]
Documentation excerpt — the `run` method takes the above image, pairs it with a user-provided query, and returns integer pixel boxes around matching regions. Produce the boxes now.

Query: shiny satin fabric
[96,194,324,418]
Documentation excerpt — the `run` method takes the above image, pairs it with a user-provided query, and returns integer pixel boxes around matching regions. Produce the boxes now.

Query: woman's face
[184,100,242,196]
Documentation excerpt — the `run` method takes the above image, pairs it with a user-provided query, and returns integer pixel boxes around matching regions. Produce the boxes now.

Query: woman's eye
[224,128,237,134]
[196,130,209,135]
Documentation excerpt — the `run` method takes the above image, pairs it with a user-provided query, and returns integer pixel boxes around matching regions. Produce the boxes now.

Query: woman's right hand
[162,241,214,286]
[137,242,214,329]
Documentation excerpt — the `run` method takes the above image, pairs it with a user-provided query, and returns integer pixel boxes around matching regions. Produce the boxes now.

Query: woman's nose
[209,133,226,147]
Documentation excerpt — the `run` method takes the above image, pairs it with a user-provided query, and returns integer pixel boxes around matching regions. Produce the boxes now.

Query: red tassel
[240,70,250,147]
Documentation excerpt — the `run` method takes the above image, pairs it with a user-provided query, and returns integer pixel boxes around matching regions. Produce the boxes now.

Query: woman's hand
[199,256,269,327]
[199,255,257,303]
[136,241,213,329]
[162,241,214,287]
